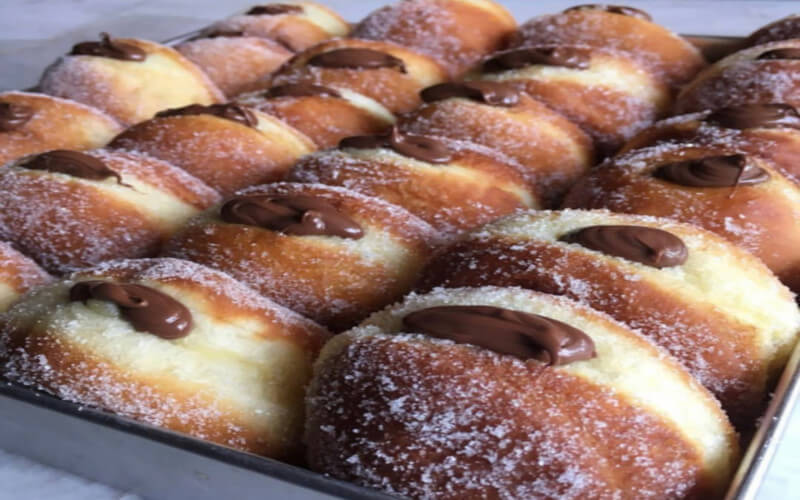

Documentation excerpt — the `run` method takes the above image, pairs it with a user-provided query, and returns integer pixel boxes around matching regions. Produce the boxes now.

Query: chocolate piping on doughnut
[654,154,770,187]
[70,33,146,61]
[420,82,519,107]
[704,104,800,130]
[246,4,303,16]
[18,150,127,185]
[307,48,407,73]
[482,46,593,73]
[403,305,596,365]
[560,225,688,268]
[338,128,453,164]
[220,194,364,239]
[69,280,193,339]
[0,102,34,132]
[155,104,258,128]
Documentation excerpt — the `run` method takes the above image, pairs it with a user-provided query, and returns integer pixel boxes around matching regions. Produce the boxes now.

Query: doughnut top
[705,103,800,130]
[420,82,519,107]
[70,32,146,61]
[69,280,193,339]
[155,103,258,128]
[482,46,593,72]
[653,154,770,187]
[246,4,303,16]
[402,305,596,366]
[18,150,125,185]
[0,102,34,132]
[187,29,246,41]
[757,47,800,60]
[220,194,365,239]
[263,83,341,98]
[338,129,452,164]
[560,225,688,268]
[564,4,652,21]
[307,48,407,72]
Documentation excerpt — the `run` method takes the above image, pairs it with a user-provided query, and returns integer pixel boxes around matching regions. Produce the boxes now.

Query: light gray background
[1,1,799,499]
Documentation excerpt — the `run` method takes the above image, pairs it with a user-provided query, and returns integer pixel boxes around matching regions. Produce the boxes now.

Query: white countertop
[1,1,799,499]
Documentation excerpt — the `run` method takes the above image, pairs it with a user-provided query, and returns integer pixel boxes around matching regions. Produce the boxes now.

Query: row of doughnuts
[3,2,800,499]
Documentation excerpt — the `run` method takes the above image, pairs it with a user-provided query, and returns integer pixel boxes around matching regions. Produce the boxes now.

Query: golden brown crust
[287,141,539,237]
[746,15,800,48]
[353,0,517,77]
[675,40,800,114]
[109,110,314,196]
[162,183,440,331]
[269,39,448,114]
[0,241,51,310]
[176,37,293,97]
[511,9,706,88]
[398,92,595,205]
[562,144,800,293]
[0,92,122,166]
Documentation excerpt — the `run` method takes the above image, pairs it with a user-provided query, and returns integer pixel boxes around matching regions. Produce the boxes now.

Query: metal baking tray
[1,29,797,499]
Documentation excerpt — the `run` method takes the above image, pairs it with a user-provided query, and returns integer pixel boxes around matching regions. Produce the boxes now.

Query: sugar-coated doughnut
[0,241,51,312]
[162,182,440,331]
[0,257,330,459]
[306,286,739,499]
[745,14,800,48]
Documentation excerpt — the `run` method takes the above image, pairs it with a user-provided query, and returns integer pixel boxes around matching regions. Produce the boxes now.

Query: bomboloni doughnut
[562,144,800,293]
[306,286,739,499]
[399,81,595,205]
[620,104,800,183]
[352,0,516,78]
[269,38,448,114]
[209,2,349,53]
[509,4,706,89]
[416,209,800,427]
[0,149,220,274]
[237,84,395,148]
[745,14,800,48]
[287,129,539,236]
[39,33,224,125]
[0,257,330,459]
[475,44,671,154]
[162,182,440,331]
[0,91,122,166]
[675,40,800,114]
[0,241,51,312]
[109,103,315,196]
[176,32,293,98]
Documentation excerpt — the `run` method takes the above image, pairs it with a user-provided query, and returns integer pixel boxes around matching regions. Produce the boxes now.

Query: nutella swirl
[654,154,770,187]
[19,150,125,185]
[246,4,303,15]
[70,33,146,61]
[483,46,592,73]
[263,83,342,99]
[0,102,34,132]
[704,104,800,130]
[339,129,453,164]
[560,225,688,268]
[155,104,258,128]
[220,194,364,239]
[307,48,407,73]
[564,4,652,21]
[757,48,800,60]
[403,305,596,366]
[69,280,193,339]
[420,82,519,107]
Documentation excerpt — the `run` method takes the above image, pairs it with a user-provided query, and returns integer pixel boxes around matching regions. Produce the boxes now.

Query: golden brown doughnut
[0,241,51,312]
[745,14,800,48]
[475,44,671,155]
[509,5,706,89]
[675,40,800,115]
[398,81,595,205]
[562,143,800,294]
[352,0,516,78]
[162,182,440,331]
[287,129,539,237]
[176,33,293,98]
[306,286,739,499]
[0,91,122,166]
[39,34,224,125]
[416,209,800,427]
[269,38,449,114]
[210,2,349,53]
[0,149,220,274]
[0,257,330,459]
[237,84,395,148]
[109,103,315,196]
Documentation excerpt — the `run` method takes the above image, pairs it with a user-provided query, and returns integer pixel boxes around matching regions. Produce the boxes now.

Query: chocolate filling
[560,225,688,268]
[704,103,800,130]
[19,150,125,185]
[70,33,146,61]
[339,128,453,164]
[307,48,407,73]
[155,104,258,128]
[246,4,303,15]
[263,83,342,99]
[483,46,592,73]
[654,154,769,187]
[0,102,34,132]
[420,82,519,107]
